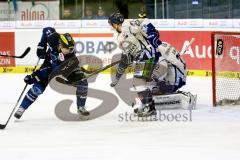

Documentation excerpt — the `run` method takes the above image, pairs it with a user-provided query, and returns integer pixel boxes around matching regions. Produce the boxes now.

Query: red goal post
[211,31,240,106]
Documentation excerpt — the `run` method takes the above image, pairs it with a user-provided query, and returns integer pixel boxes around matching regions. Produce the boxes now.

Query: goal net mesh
[212,33,240,106]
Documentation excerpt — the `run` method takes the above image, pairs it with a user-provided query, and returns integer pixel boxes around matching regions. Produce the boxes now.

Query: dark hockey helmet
[108,12,124,25]
[59,33,75,49]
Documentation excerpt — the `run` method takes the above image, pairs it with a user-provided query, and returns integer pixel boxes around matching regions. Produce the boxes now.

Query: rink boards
[0,23,239,77]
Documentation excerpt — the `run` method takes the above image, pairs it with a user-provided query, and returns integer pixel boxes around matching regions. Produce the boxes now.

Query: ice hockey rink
[0,73,240,160]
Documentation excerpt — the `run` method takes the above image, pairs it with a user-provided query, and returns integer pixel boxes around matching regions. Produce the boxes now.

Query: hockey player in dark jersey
[14,27,89,119]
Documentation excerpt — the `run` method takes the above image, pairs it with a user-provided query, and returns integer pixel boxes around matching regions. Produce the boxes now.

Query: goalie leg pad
[153,91,197,110]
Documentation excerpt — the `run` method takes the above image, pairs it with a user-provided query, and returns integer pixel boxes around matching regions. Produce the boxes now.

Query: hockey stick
[56,59,121,85]
[180,38,195,54]
[81,60,121,81]
[0,58,40,129]
[0,47,30,59]
[56,38,196,86]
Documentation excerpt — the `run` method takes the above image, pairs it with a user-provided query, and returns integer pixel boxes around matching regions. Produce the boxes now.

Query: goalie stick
[0,47,30,59]
[0,58,40,129]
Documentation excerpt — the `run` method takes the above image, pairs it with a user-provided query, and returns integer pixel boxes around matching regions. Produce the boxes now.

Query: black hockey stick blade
[55,60,121,86]
[18,47,31,58]
[55,77,78,87]
[81,60,121,81]
[0,124,6,129]
[0,47,30,58]
[56,77,69,85]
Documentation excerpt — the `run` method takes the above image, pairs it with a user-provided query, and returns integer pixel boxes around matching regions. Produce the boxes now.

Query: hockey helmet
[59,33,75,49]
[138,12,147,18]
[108,12,124,25]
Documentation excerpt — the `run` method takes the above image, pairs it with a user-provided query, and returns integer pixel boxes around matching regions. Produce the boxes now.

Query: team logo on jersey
[58,53,65,61]
[119,40,132,50]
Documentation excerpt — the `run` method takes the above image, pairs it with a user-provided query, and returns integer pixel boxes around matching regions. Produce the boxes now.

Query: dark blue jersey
[37,27,60,68]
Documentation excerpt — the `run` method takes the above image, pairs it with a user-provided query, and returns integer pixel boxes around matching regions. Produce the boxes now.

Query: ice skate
[77,106,90,116]
[14,107,26,119]
[135,102,157,117]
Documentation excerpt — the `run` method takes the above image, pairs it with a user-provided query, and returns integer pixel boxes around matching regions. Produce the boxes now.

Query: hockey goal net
[212,32,240,106]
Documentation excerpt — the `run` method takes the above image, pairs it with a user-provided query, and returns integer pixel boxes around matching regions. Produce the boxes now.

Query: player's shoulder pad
[140,18,151,26]
[47,32,60,49]
[129,19,142,34]
[43,27,56,37]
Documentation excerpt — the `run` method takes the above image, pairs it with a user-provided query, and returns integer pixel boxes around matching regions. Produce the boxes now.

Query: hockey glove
[147,32,162,48]
[36,45,46,59]
[24,74,39,84]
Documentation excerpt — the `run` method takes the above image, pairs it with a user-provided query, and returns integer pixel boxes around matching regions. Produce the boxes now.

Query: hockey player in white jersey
[108,12,196,117]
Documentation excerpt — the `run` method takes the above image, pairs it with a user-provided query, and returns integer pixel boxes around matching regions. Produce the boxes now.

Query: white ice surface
[0,74,240,160]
